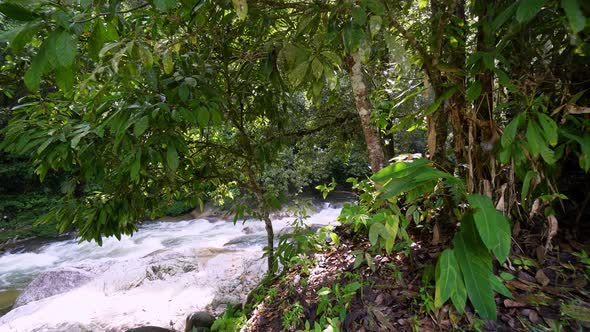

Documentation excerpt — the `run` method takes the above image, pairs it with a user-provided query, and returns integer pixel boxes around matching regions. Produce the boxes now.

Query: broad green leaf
[166,145,179,171]
[321,51,342,66]
[467,194,511,263]
[454,216,497,319]
[466,81,482,102]
[343,25,364,52]
[134,116,149,136]
[232,0,248,20]
[435,249,461,308]
[56,31,77,68]
[197,108,210,127]
[289,60,309,87]
[526,120,545,158]
[537,113,558,146]
[501,112,525,148]
[451,279,467,313]
[352,6,366,26]
[369,16,382,36]
[311,57,323,80]
[0,3,38,21]
[492,2,518,31]
[178,83,190,102]
[516,0,547,23]
[56,66,74,91]
[561,0,586,33]
[539,143,556,164]
[163,53,174,74]
[24,48,48,91]
[130,151,141,183]
[521,170,538,205]
[10,21,42,54]
[368,222,385,246]
[153,0,176,12]
[364,0,385,15]
[490,275,513,299]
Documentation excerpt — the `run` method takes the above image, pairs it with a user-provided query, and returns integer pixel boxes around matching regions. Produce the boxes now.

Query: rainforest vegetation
[1,0,590,330]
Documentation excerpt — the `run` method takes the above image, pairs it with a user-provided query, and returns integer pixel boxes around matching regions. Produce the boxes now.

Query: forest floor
[244,222,590,331]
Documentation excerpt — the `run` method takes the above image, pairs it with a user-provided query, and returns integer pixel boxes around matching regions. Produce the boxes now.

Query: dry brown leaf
[529,199,541,219]
[535,269,550,287]
[504,299,527,308]
[566,104,590,114]
[545,215,558,251]
[528,310,540,324]
[431,223,440,245]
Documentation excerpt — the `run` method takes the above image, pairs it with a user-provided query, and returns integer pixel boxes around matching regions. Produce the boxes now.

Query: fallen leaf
[535,269,550,287]
[545,215,558,251]
[528,310,540,323]
[504,299,527,308]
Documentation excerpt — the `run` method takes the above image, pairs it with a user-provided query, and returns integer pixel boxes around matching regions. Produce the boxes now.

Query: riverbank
[0,199,346,331]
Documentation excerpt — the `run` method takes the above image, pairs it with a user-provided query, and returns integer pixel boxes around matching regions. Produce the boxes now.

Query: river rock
[14,267,93,308]
[223,234,266,248]
[185,311,215,332]
[127,326,175,332]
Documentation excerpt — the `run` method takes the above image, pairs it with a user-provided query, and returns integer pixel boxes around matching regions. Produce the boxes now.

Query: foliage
[210,305,246,332]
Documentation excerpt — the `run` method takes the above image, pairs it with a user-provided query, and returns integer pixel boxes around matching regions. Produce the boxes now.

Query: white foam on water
[0,205,343,331]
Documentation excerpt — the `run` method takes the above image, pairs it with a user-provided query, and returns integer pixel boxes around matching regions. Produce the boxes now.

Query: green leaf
[352,6,366,26]
[153,0,176,12]
[163,53,174,74]
[454,216,497,319]
[321,51,341,66]
[466,81,482,102]
[24,49,49,91]
[467,194,511,263]
[516,0,547,23]
[232,0,248,20]
[56,31,77,68]
[526,120,544,158]
[289,60,309,87]
[369,222,385,246]
[178,83,190,102]
[343,25,364,52]
[561,0,586,33]
[492,2,518,31]
[311,57,323,80]
[166,145,179,171]
[521,170,538,205]
[537,113,558,146]
[197,108,210,127]
[435,249,461,308]
[451,279,467,314]
[369,15,382,36]
[490,275,513,299]
[501,112,525,148]
[130,151,141,183]
[364,0,385,15]
[134,116,149,136]
[0,3,38,21]
[56,66,74,91]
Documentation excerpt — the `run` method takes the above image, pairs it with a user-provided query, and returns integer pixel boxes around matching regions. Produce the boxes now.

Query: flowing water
[0,203,343,332]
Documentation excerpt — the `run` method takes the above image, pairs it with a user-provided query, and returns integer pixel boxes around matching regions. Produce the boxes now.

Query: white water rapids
[0,204,342,332]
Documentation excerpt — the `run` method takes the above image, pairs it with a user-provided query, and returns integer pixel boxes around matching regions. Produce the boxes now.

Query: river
[0,203,342,332]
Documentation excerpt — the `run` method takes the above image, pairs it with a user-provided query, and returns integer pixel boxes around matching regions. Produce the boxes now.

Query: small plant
[210,306,246,332]
[282,302,305,330]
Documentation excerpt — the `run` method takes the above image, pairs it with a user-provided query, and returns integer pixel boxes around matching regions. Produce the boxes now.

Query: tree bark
[448,0,467,167]
[349,50,385,173]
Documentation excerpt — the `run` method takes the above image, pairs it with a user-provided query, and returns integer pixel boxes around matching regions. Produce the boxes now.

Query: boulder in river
[185,311,215,332]
[127,326,175,332]
[223,234,266,248]
[14,267,93,308]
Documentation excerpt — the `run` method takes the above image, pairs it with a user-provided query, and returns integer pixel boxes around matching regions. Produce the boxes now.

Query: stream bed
[0,203,342,332]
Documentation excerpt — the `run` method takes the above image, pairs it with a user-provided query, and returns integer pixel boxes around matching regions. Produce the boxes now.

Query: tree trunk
[349,50,385,173]
[427,83,449,168]
[448,0,467,167]
[262,211,274,273]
